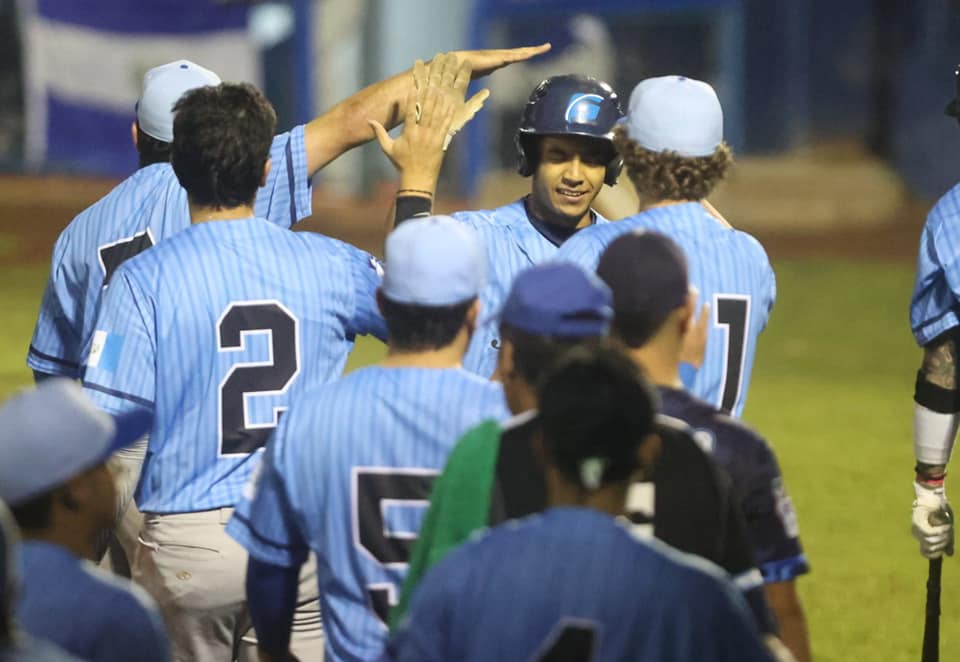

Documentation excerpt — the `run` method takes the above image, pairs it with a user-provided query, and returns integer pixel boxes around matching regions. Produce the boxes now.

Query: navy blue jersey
[451,199,608,377]
[911,183,960,345]
[82,218,386,513]
[386,507,772,662]
[658,386,808,583]
[29,128,311,378]
[556,202,775,417]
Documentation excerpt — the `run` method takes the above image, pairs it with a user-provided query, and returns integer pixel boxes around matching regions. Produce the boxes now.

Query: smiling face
[528,134,611,229]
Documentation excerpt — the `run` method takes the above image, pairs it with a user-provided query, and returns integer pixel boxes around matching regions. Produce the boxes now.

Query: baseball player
[394,262,780,648]
[0,498,84,662]
[380,73,624,379]
[554,75,776,418]
[0,380,168,662]
[79,82,421,661]
[226,216,511,662]
[597,230,811,662]
[385,346,774,662]
[908,66,960,560]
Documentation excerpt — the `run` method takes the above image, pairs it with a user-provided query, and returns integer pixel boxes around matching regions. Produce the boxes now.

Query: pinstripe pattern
[451,199,609,378]
[386,507,770,662]
[227,366,510,662]
[28,127,311,378]
[911,183,960,345]
[555,203,775,417]
[82,218,387,513]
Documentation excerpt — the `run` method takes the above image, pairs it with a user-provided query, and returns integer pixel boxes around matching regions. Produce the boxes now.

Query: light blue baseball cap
[0,379,150,506]
[137,60,221,143]
[382,216,485,306]
[621,75,723,157]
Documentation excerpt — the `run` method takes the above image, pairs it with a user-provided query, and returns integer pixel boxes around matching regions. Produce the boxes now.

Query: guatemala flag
[19,0,261,176]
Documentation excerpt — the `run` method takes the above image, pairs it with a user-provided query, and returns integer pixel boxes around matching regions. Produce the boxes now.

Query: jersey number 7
[714,295,750,415]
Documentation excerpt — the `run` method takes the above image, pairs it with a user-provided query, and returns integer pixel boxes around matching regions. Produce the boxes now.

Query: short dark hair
[380,296,474,352]
[10,491,53,532]
[135,124,172,167]
[537,344,658,489]
[171,82,276,209]
[610,309,672,349]
[500,323,602,386]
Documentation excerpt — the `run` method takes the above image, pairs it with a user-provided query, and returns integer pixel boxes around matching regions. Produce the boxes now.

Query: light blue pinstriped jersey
[911,183,960,346]
[226,366,509,662]
[451,199,608,378]
[28,127,311,378]
[555,203,775,418]
[81,218,387,513]
[385,508,771,662]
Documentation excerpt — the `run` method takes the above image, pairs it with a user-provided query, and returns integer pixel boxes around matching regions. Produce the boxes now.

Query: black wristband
[914,370,960,413]
[394,194,432,227]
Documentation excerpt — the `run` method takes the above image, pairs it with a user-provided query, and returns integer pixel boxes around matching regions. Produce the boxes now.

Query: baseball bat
[922,558,943,662]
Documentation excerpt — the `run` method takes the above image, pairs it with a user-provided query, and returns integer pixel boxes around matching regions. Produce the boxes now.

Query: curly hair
[172,82,276,209]
[613,125,732,202]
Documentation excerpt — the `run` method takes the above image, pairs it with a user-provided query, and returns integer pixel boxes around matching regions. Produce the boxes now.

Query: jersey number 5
[353,468,436,625]
[217,301,299,456]
[714,295,750,414]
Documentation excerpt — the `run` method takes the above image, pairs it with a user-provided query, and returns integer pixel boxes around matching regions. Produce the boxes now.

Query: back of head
[515,74,624,186]
[596,230,690,348]
[172,82,277,210]
[136,60,221,166]
[615,75,731,201]
[537,344,658,490]
[380,216,485,352]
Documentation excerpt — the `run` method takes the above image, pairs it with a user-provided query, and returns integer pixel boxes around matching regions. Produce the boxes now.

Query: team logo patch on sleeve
[87,329,124,372]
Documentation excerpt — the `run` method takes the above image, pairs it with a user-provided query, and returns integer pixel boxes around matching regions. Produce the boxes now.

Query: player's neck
[381,343,466,370]
[638,198,693,212]
[189,202,256,224]
[547,476,629,517]
[19,520,96,561]
[626,343,683,389]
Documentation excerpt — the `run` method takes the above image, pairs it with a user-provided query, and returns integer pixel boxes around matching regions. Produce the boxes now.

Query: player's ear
[131,121,139,150]
[465,298,480,333]
[260,157,272,188]
[680,291,696,334]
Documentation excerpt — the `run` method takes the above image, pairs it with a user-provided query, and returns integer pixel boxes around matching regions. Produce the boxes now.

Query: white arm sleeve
[914,403,960,465]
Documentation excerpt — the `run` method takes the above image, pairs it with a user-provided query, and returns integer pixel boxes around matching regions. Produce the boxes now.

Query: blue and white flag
[20,0,260,175]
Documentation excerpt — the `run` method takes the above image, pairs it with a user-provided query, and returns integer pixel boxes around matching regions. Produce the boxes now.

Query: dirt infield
[0,173,928,269]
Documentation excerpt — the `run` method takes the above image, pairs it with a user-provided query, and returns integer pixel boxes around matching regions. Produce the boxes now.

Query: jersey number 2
[714,295,750,414]
[217,301,299,456]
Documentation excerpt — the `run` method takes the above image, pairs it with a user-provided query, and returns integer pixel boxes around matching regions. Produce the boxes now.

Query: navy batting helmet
[515,74,624,186]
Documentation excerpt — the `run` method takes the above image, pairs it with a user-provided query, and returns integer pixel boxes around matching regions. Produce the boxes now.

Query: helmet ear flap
[604,155,623,187]
[515,132,536,177]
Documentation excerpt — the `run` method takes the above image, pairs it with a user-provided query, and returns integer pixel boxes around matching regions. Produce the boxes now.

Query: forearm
[246,557,301,658]
[764,581,811,662]
[914,332,960,472]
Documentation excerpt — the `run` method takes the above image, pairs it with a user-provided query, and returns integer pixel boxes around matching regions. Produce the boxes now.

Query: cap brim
[103,407,152,457]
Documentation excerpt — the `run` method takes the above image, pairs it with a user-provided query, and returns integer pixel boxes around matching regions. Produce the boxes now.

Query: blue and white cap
[621,75,723,157]
[382,216,485,306]
[0,379,150,506]
[137,60,221,143]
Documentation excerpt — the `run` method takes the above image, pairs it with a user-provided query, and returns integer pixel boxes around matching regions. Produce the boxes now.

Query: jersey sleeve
[81,269,156,416]
[27,235,85,378]
[346,245,388,342]
[739,443,809,583]
[254,126,313,229]
[226,432,311,568]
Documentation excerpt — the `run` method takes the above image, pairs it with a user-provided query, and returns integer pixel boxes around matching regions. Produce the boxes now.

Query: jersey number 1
[217,301,299,456]
[714,295,750,414]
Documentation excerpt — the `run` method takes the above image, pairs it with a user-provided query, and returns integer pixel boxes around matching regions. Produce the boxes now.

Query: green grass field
[0,256,949,661]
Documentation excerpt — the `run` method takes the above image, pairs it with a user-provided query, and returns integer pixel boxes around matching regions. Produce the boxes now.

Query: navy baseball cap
[495,263,613,337]
[596,231,690,316]
[0,379,151,506]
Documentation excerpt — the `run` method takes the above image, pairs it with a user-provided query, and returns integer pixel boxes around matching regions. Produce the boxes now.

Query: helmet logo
[564,93,604,124]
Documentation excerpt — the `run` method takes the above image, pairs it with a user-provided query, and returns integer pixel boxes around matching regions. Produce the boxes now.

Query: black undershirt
[522,197,595,247]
